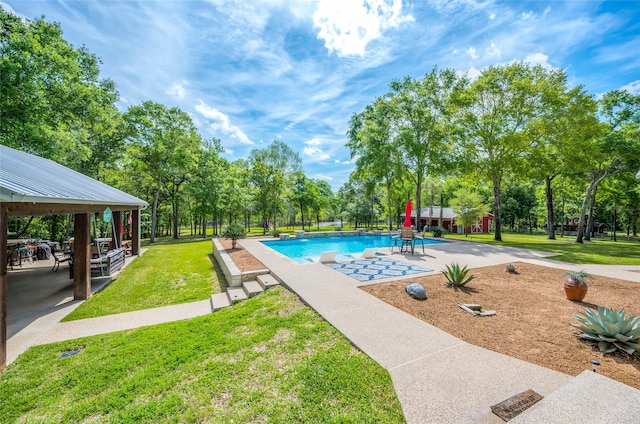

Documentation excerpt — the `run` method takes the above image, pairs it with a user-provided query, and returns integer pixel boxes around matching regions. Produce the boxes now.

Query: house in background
[401,206,494,234]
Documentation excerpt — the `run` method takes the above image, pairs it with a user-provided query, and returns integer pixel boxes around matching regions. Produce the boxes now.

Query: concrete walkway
[6,239,640,423]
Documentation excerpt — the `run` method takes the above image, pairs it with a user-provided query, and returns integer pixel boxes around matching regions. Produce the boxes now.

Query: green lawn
[445,232,640,265]
[0,288,404,423]
[64,238,221,320]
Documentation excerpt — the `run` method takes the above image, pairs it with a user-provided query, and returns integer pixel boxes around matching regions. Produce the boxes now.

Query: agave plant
[442,262,475,287]
[573,306,640,357]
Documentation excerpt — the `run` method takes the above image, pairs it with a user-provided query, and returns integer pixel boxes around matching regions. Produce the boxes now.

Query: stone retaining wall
[211,238,269,287]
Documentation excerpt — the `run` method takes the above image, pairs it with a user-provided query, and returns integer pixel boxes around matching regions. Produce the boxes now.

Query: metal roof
[0,144,147,207]
[401,207,494,220]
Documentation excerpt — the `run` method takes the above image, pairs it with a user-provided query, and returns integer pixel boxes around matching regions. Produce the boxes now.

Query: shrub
[442,262,475,287]
[431,227,444,238]
[573,306,640,357]
[221,224,246,249]
[505,263,518,274]
[271,230,281,237]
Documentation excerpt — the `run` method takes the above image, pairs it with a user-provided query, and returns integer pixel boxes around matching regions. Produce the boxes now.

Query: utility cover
[57,348,84,359]
[491,389,543,421]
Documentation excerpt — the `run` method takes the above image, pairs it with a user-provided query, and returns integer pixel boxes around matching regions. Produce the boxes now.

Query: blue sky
[3,0,639,190]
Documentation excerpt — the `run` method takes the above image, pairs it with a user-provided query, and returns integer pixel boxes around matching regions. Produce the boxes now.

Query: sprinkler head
[590,359,601,373]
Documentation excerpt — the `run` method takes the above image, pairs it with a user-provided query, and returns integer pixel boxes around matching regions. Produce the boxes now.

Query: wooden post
[0,208,8,371]
[132,207,141,256]
[112,210,122,250]
[73,213,91,300]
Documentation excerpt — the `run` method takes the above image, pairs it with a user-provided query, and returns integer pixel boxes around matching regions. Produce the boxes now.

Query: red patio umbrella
[403,199,413,227]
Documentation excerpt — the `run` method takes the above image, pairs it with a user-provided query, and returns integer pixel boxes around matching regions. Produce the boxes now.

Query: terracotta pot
[564,279,588,301]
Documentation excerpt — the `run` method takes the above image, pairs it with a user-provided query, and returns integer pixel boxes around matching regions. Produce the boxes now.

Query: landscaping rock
[405,281,427,299]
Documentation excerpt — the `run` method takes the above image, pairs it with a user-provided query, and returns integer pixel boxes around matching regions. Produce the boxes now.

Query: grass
[64,238,221,320]
[445,232,640,265]
[0,288,404,423]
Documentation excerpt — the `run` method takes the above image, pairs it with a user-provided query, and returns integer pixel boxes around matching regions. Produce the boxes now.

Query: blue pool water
[261,235,445,263]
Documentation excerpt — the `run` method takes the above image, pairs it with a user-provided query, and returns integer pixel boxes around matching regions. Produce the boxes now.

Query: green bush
[221,224,246,248]
[442,262,475,287]
[431,227,444,238]
[573,306,640,357]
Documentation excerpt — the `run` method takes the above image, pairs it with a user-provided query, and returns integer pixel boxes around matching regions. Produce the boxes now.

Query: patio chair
[413,230,426,253]
[362,248,377,259]
[400,226,415,254]
[319,251,338,263]
[389,231,401,252]
[52,252,71,272]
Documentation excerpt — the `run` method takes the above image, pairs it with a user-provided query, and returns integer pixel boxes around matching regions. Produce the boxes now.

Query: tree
[450,189,489,237]
[387,68,464,230]
[347,97,401,231]
[456,62,566,241]
[249,141,302,232]
[0,10,122,175]
[124,101,202,242]
[527,82,599,239]
[575,90,640,243]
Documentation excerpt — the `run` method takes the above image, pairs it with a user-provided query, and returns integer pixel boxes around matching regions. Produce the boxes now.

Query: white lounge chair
[362,248,377,259]
[319,251,338,263]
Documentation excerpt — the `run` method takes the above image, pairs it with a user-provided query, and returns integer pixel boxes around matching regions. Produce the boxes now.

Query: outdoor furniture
[362,248,377,258]
[389,232,400,252]
[400,227,415,254]
[319,251,337,263]
[90,247,126,277]
[52,252,72,272]
[413,231,426,253]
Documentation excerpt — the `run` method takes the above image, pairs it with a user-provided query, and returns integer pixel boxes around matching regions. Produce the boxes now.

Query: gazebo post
[132,207,141,256]
[112,210,122,249]
[1,208,8,371]
[73,213,91,300]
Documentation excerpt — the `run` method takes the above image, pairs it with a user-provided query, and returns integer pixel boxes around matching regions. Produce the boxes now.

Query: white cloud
[303,138,330,160]
[489,12,496,20]
[313,0,413,56]
[522,53,552,68]
[486,42,501,59]
[466,47,478,59]
[621,80,640,94]
[166,82,187,100]
[314,174,334,181]
[195,100,254,145]
[224,148,234,155]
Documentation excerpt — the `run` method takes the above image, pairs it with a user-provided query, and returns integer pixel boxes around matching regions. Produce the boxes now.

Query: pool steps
[210,275,281,311]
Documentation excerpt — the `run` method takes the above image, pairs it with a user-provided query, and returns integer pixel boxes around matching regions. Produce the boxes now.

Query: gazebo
[0,145,148,370]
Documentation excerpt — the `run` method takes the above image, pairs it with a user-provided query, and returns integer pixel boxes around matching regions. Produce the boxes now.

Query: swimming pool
[261,235,445,263]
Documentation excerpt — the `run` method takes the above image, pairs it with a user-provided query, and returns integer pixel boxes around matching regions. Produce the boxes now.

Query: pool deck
[239,236,640,423]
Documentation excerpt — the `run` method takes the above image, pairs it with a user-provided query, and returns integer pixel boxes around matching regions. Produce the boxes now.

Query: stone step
[210,293,230,311]
[257,274,280,290]
[226,287,248,304]
[509,370,640,423]
[242,280,263,298]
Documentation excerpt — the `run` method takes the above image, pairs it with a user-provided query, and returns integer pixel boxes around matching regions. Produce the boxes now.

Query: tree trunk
[585,185,598,242]
[386,177,393,231]
[415,173,423,231]
[172,198,179,239]
[150,175,162,243]
[545,177,556,240]
[612,204,617,242]
[492,178,503,241]
[439,191,444,229]
[576,182,595,243]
